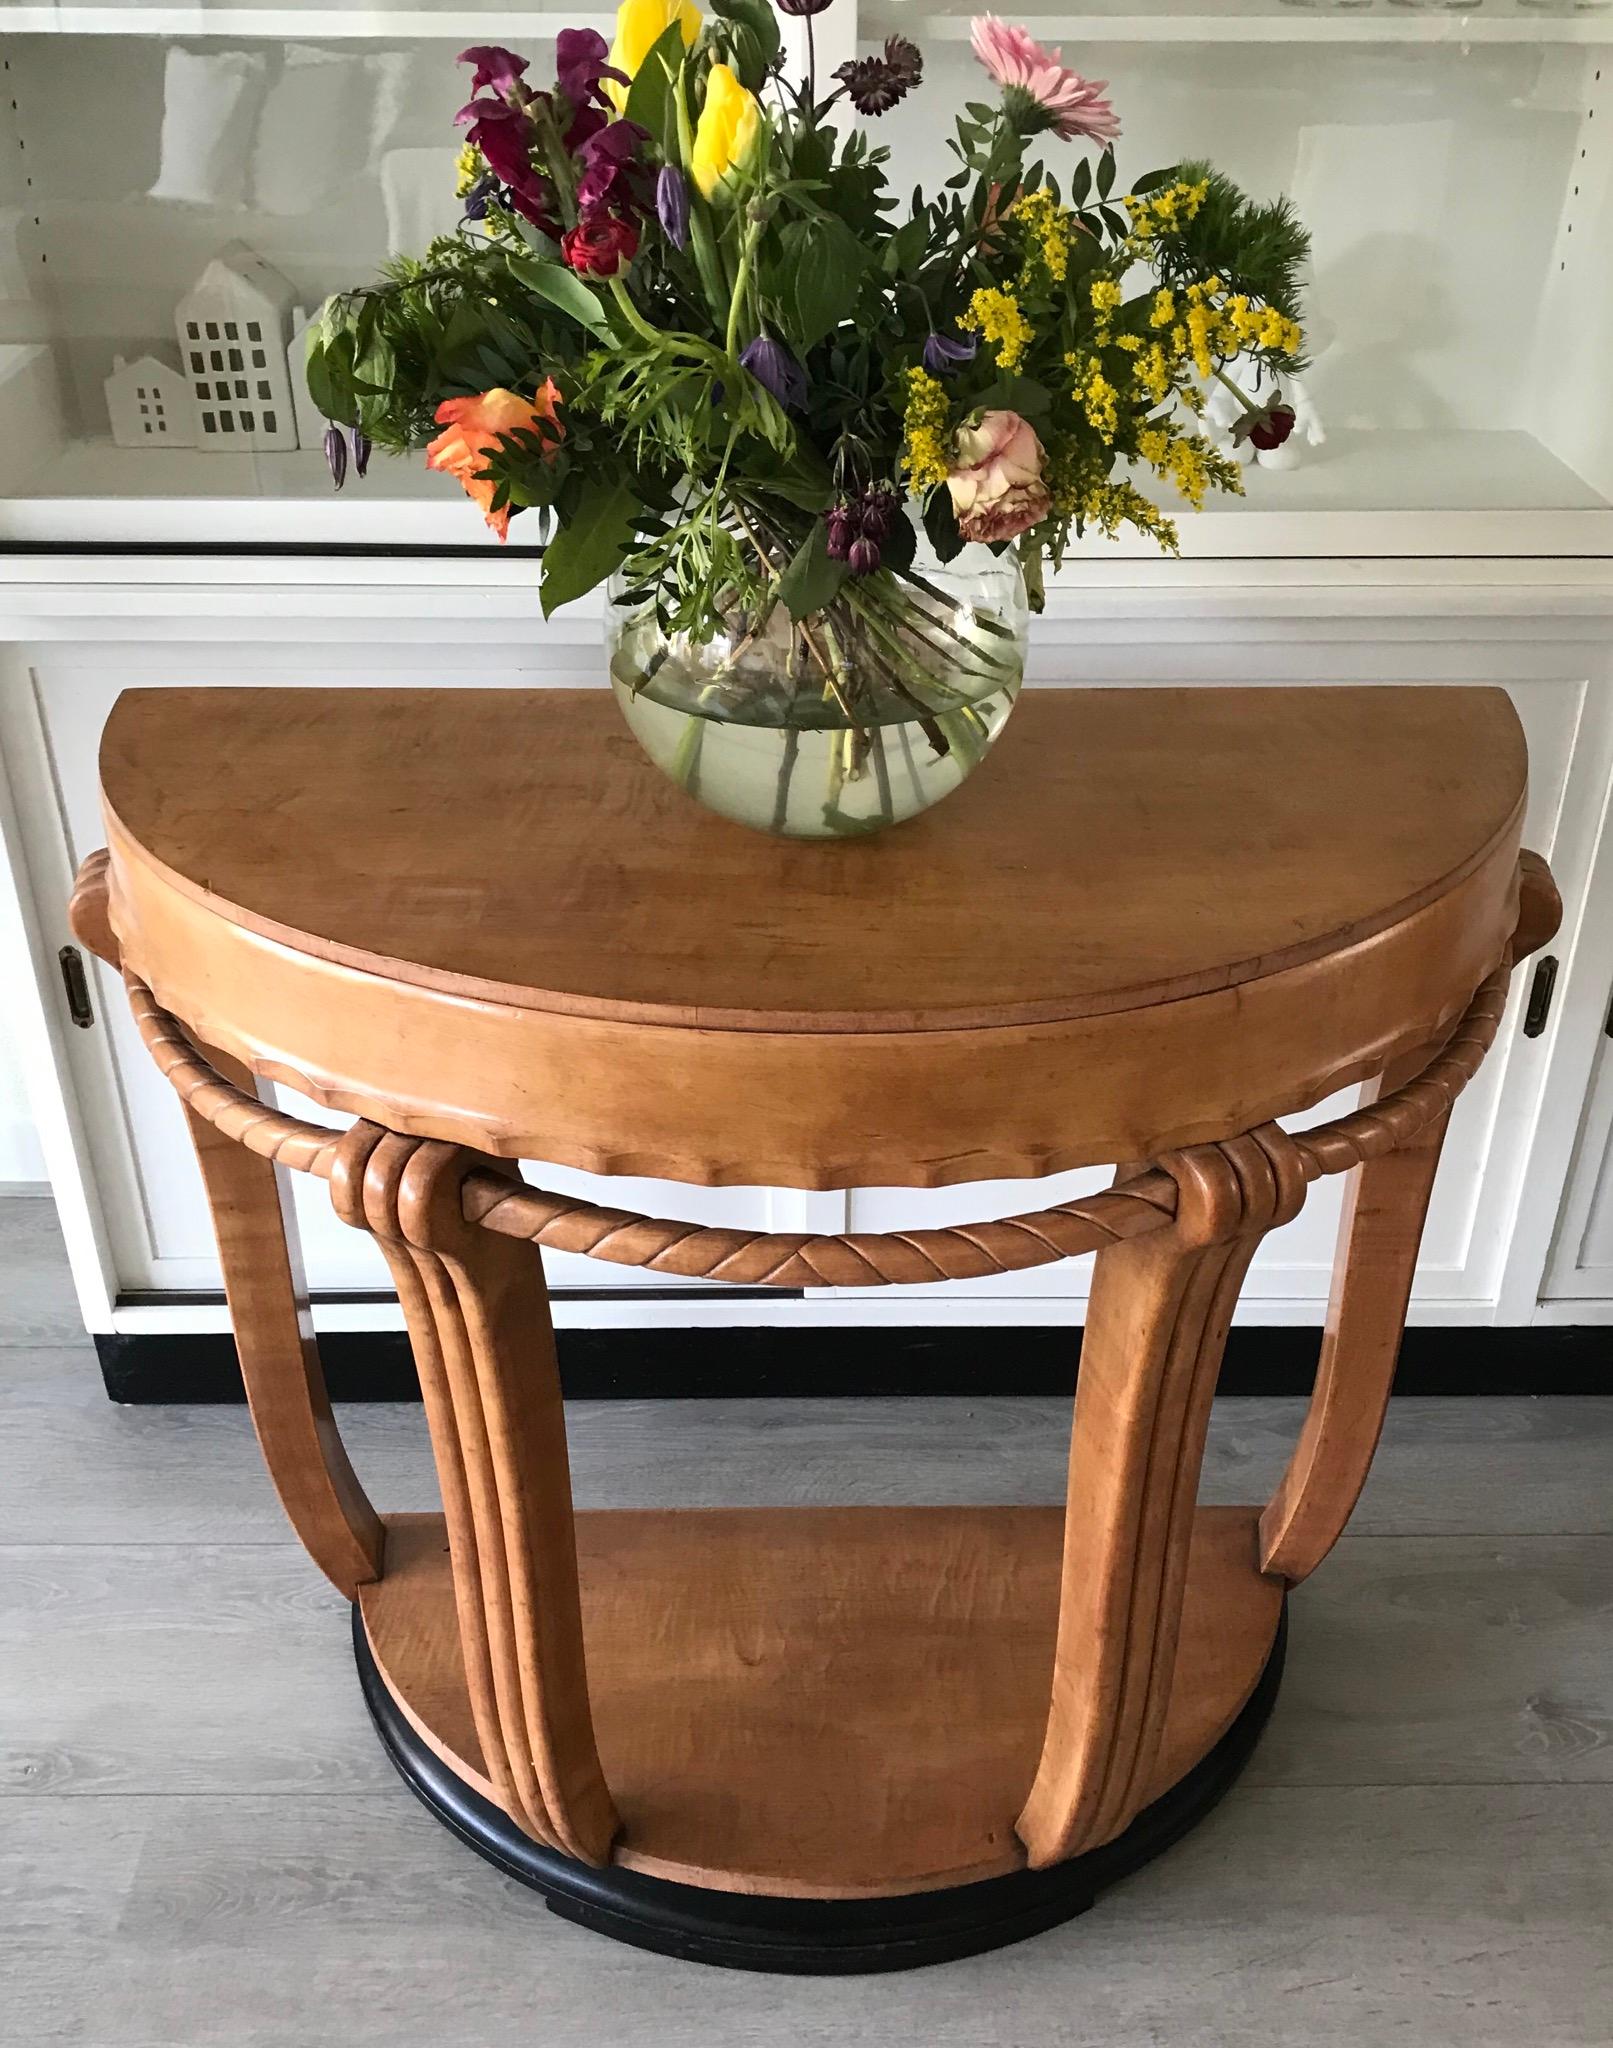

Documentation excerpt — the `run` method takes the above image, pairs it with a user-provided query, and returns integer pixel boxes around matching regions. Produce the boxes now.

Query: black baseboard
[94,1320,1610,1404]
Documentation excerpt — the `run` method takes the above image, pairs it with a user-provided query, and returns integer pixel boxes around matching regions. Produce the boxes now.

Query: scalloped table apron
[70,684,1561,1975]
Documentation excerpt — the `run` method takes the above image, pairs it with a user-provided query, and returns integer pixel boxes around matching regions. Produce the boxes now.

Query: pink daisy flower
[969,16,1121,145]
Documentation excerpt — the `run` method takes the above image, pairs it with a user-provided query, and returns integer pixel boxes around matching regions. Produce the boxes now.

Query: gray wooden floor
[3,1194,1610,2047]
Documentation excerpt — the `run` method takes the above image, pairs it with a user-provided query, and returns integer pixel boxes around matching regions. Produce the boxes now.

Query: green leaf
[623,22,686,148]
[778,217,869,351]
[881,213,928,278]
[710,0,781,84]
[971,373,1053,424]
[1071,158,1092,207]
[755,474,834,513]
[303,327,356,424]
[540,479,638,617]
[1096,148,1116,200]
[879,507,916,574]
[776,519,848,623]
[1130,164,1180,197]
[504,254,616,340]
[923,485,965,565]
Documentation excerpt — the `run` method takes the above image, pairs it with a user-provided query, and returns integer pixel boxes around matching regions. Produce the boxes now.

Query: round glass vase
[605,512,1028,840]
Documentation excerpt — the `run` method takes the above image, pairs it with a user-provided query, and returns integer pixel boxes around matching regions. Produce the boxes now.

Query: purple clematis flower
[556,27,628,110]
[656,164,688,249]
[740,335,808,413]
[923,328,977,376]
[458,45,529,98]
[350,427,371,479]
[323,421,348,491]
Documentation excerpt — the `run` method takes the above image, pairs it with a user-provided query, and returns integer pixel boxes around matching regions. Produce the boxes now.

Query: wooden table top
[102,685,1525,1036]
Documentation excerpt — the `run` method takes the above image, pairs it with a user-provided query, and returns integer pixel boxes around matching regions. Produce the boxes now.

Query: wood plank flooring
[2,1197,1609,2045]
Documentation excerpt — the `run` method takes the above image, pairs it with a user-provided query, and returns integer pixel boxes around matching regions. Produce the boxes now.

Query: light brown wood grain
[1017,1128,1306,1867]
[361,1504,1283,1900]
[102,810,1522,1189]
[180,1045,383,1600]
[90,680,1553,1912]
[337,1130,617,1866]
[99,686,1526,1031]
[96,686,1528,1188]
[1259,1045,1452,1585]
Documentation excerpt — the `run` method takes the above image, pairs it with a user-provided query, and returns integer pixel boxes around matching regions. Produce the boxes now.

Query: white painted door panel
[1544,1032,1613,1300]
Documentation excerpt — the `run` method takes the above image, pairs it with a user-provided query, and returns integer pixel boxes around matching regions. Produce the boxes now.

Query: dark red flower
[506,181,563,238]
[458,45,530,98]
[1247,402,1297,452]
[575,119,651,216]
[834,35,922,117]
[561,210,640,278]
[555,27,627,111]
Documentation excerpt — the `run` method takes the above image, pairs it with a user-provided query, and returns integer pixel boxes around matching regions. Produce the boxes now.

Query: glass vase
[605,509,1028,840]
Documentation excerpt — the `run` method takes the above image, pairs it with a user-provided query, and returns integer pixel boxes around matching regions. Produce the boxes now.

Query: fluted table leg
[1018,1128,1306,1868]
[331,1125,618,1867]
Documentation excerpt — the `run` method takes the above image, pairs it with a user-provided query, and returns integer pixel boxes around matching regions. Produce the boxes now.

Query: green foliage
[540,477,640,615]
[622,23,687,149]
[319,27,1313,619]
[1152,161,1312,362]
[776,520,848,622]
[707,0,780,92]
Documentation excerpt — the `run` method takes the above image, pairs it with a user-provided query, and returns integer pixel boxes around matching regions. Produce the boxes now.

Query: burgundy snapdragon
[575,119,651,215]
[454,47,561,238]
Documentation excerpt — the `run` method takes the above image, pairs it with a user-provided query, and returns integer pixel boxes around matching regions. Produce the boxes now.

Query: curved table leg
[1017,1128,1306,1868]
[183,1045,384,1598]
[1259,1045,1451,1584]
[331,1126,619,1868]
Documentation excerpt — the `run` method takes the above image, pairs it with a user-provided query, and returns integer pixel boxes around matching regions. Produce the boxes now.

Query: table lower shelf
[360,1503,1284,1902]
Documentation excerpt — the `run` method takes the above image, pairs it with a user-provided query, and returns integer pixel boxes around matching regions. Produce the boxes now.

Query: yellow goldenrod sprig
[961,287,1033,373]
[900,367,953,490]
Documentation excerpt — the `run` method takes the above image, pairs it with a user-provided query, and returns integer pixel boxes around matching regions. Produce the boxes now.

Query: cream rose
[944,409,1051,543]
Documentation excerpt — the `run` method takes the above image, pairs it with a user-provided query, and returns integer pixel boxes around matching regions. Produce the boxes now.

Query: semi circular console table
[70,684,1559,1974]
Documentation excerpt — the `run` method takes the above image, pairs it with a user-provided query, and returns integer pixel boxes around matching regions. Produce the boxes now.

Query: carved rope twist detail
[125,958,1511,1290]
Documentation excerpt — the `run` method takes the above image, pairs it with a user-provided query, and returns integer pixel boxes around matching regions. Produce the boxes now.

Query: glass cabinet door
[1,3,1609,554]
[1,17,562,545]
[855,6,1612,557]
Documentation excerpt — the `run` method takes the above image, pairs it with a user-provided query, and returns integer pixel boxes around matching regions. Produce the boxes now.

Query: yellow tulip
[606,0,701,107]
[690,62,761,204]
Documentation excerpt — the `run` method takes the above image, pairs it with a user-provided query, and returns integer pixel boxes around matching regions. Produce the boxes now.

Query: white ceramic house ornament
[286,303,329,451]
[104,352,197,448]
[176,242,299,452]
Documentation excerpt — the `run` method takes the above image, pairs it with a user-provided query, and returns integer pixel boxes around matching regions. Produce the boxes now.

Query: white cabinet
[1,13,1611,556]
[3,8,1613,1335]
[4,569,1612,1336]
[1547,1034,1613,1300]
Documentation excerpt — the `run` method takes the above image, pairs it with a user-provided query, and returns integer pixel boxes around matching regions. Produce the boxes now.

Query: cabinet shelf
[7,0,1609,36]
[865,0,1613,42]
[3,5,612,35]
[2,426,1608,555]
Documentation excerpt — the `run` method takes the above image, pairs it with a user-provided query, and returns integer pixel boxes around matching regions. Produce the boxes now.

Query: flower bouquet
[311,3,1310,836]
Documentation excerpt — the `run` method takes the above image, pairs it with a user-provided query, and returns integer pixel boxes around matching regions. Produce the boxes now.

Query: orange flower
[424,381,563,541]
